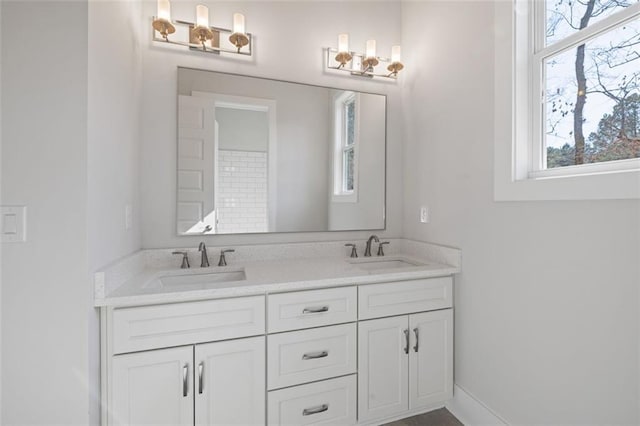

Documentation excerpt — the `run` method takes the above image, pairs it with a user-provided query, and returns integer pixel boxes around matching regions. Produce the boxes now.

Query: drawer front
[267,375,357,426]
[267,323,356,390]
[112,296,265,354]
[267,287,357,333]
[358,277,452,320]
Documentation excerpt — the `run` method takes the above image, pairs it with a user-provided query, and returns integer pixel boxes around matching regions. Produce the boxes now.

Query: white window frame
[332,91,360,203]
[494,0,640,200]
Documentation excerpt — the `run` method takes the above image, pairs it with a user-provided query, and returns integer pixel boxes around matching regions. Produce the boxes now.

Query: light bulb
[338,34,349,53]
[366,39,376,59]
[391,45,401,63]
[233,13,245,34]
[196,4,209,28]
[157,0,171,21]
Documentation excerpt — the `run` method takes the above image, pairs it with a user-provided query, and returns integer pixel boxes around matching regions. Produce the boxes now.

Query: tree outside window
[543,0,640,169]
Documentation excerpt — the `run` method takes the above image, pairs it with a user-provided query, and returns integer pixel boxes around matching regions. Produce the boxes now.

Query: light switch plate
[1,206,27,242]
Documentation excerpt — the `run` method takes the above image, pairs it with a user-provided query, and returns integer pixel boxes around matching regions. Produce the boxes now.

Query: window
[535,0,640,176]
[493,0,640,200]
[333,91,359,202]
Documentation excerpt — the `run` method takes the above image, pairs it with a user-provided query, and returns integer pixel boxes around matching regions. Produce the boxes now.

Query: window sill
[332,192,358,203]
[529,158,640,180]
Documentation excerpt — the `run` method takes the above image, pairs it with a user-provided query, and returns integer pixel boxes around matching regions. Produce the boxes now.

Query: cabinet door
[358,316,409,422]
[111,346,194,426]
[195,336,265,425]
[409,309,453,410]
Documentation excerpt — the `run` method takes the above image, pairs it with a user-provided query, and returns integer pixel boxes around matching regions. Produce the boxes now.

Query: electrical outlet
[1,206,27,242]
[420,206,429,223]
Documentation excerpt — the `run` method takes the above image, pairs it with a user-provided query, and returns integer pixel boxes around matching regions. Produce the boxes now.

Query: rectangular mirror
[177,67,386,235]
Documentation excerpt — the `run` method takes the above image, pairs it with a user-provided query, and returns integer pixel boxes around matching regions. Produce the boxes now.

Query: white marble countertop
[94,240,461,308]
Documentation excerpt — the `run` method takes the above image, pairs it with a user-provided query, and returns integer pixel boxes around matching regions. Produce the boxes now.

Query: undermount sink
[145,269,246,291]
[349,257,425,272]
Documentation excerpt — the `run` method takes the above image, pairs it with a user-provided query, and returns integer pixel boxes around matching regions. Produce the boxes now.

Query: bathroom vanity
[96,240,460,425]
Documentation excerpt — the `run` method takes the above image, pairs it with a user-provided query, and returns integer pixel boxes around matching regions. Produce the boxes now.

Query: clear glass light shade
[157,0,171,21]
[233,13,245,34]
[196,5,209,28]
[391,45,401,63]
[338,34,349,53]
[366,40,376,58]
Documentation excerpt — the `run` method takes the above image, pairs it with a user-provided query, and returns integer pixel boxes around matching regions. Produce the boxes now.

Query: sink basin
[145,269,246,291]
[159,270,246,286]
[349,257,425,272]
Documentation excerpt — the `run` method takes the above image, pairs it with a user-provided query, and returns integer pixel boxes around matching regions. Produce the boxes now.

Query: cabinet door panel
[358,316,409,422]
[111,346,193,426]
[195,336,265,426]
[409,309,453,410]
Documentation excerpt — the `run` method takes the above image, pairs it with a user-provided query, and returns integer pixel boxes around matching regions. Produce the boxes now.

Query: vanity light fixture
[151,0,252,56]
[326,35,404,80]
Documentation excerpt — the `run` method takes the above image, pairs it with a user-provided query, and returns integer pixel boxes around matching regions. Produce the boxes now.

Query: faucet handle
[218,249,235,266]
[345,243,358,258]
[172,251,190,269]
[377,241,390,256]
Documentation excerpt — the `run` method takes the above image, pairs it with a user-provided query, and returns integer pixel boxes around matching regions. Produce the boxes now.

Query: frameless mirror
[177,67,386,235]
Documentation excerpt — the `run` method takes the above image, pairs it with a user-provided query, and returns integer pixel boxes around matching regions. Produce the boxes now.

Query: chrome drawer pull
[413,328,419,353]
[302,350,329,360]
[182,364,189,397]
[302,404,329,416]
[302,306,329,314]
[198,362,204,394]
[403,329,409,354]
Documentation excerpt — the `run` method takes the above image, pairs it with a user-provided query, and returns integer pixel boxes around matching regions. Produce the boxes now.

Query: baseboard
[446,385,508,425]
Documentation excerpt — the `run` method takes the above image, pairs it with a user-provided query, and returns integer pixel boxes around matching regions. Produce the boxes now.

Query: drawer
[267,287,357,333]
[267,375,357,426]
[267,323,356,390]
[358,277,452,320]
[112,296,265,354]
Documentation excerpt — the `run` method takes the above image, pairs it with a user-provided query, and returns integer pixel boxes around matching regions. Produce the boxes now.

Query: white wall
[87,0,143,424]
[140,0,403,248]
[401,1,640,423]
[217,108,268,151]
[0,1,3,419]
[1,2,90,424]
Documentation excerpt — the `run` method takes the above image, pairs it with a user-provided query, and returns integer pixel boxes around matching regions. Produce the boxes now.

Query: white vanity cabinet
[111,337,265,426]
[265,287,359,426]
[357,279,454,424]
[105,296,266,426]
[102,275,455,426]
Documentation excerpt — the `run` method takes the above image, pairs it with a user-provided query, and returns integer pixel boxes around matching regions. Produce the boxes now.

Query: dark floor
[384,408,463,426]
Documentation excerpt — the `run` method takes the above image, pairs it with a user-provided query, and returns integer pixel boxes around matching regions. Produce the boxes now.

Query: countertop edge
[95,265,459,308]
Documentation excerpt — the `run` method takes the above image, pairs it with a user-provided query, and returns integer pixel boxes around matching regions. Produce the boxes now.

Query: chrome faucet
[198,242,210,267]
[364,235,380,257]
[218,249,235,266]
[172,251,190,269]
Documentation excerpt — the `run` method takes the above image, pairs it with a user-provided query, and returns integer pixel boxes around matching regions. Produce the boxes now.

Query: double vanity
[95,239,460,425]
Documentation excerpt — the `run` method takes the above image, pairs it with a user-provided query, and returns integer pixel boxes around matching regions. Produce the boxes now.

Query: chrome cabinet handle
[182,364,189,397]
[403,329,409,354]
[198,362,204,394]
[302,306,329,314]
[302,350,329,360]
[413,327,419,352]
[302,404,329,416]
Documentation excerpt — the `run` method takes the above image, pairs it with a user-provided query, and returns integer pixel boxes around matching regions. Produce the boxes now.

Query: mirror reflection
[177,68,386,235]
